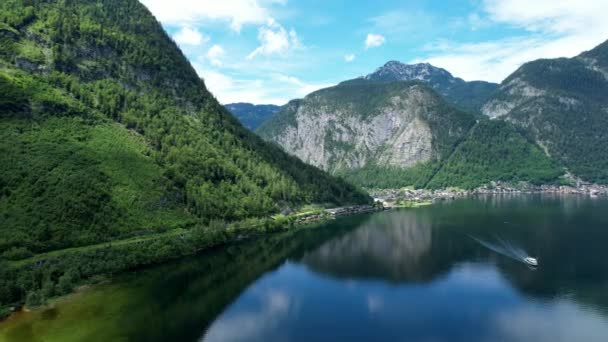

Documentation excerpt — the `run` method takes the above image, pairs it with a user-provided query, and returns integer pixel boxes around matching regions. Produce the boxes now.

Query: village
[369,181,608,208]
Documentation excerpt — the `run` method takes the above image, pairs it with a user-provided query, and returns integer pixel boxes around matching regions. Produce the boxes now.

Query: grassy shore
[390,200,434,208]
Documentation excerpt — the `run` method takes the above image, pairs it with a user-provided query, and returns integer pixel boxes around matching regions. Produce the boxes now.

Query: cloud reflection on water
[202,289,292,342]
[488,300,608,342]
[202,261,608,342]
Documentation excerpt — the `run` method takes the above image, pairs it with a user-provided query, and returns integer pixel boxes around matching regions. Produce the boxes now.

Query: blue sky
[140,0,608,105]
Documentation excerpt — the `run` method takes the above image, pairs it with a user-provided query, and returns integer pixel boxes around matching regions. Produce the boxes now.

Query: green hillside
[482,40,608,183]
[0,0,368,281]
[337,162,440,189]
[427,120,564,189]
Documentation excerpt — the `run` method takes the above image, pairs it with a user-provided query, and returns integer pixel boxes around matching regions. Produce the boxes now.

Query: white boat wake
[470,235,537,266]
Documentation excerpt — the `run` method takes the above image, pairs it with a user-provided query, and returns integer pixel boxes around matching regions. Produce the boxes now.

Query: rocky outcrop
[481,78,546,118]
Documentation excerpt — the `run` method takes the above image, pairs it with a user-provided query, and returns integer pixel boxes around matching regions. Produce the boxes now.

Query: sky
[140,0,608,105]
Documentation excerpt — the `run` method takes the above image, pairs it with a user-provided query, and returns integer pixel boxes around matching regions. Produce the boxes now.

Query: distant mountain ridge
[361,61,499,113]
[258,40,608,187]
[363,61,453,84]
[225,102,280,130]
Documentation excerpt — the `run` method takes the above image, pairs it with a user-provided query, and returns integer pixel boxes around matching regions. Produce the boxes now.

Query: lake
[1,195,608,342]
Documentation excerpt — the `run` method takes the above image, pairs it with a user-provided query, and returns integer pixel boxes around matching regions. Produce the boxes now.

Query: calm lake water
[2,195,608,342]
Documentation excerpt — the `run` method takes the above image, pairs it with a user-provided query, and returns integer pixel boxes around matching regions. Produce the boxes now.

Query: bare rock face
[375,116,432,168]
[258,83,471,173]
[481,77,546,119]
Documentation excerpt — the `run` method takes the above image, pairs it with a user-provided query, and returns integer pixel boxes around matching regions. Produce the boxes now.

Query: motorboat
[524,257,538,266]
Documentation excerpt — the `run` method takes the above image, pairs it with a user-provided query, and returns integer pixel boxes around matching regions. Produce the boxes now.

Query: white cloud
[288,28,303,50]
[344,54,356,62]
[414,37,552,82]
[247,19,302,59]
[371,9,469,42]
[273,74,332,96]
[172,26,208,46]
[467,13,489,31]
[194,64,330,105]
[365,33,385,49]
[206,44,225,66]
[369,10,437,36]
[140,0,272,32]
[415,0,608,82]
[483,0,608,34]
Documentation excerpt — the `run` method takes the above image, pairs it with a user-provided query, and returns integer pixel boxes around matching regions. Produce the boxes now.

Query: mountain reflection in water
[203,196,608,342]
[302,210,433,281]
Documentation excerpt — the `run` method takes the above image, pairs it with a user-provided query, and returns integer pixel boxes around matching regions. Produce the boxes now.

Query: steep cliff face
[481,39,608,183]
[257,81,475,173]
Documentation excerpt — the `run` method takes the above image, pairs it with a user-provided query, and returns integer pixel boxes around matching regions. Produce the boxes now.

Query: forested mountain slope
[482,39,608,183]
[0,0,369,258]
[426,120,562,189]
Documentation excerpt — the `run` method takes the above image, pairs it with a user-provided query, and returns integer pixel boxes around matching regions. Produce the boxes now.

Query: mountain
[257,81,475,173]
[224,102,280,130]
[257,79,561,189]
[0,0,369,259]
[363,61,499,113]
[482,39,608,183]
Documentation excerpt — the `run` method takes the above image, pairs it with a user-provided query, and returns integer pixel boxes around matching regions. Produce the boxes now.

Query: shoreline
[0,204,382,321]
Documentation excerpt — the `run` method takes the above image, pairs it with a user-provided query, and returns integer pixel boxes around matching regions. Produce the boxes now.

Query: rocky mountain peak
[359,60,498,113]
[364,61,456,84]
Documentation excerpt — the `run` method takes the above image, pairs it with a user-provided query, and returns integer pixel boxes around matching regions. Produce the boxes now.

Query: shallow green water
[2,195,608,342]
